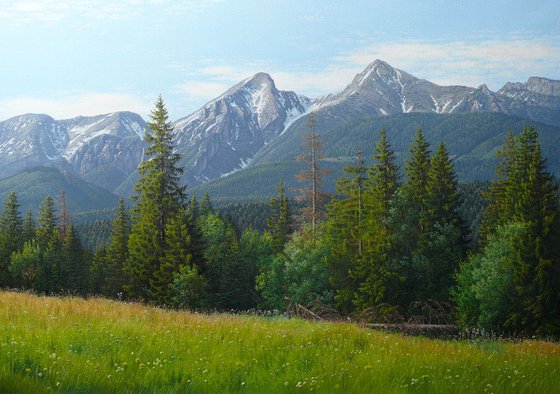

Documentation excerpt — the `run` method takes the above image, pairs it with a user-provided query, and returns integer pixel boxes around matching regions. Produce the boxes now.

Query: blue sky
[0,0,559,121]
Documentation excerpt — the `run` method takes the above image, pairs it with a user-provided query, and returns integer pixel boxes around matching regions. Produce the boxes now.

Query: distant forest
[1,97,558,338]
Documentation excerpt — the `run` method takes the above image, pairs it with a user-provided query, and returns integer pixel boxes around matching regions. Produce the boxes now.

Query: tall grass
[1,291,559,393]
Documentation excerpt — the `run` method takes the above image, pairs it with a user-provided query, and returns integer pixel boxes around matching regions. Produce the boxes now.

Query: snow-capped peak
[172,72,309,182]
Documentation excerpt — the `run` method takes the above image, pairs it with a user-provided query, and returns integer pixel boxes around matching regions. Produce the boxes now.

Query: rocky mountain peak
[347,59,409,91]
[173,72,309,182]
[477,84,491,93]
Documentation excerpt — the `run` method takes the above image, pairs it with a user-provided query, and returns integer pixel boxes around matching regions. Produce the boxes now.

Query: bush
[454,223,523,332]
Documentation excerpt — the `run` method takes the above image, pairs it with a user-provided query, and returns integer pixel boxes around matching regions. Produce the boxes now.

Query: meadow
[1,292,559,393]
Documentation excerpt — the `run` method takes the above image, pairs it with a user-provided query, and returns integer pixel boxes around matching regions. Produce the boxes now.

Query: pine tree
[0,192,23,287]
[57,190,71,241]
[102,198,131,297]
[22,211,35,244]
[155,209,192,305]
[36,197,57,249]
[200,192,213,216]
[186,194,206,270]
[480,131,516,242]
[326,151,369,312]
[404,129,431,232]
[295,112,330,241]
[267,179,292,253]
[420,143,465,301]
[368,130,399,216]
[508,127,560,335]
[62,224,87,295]
[34,196,62,293]
[426,143,462,228]
[89,247,107,296]
[353,132,400,311]
[126,96,187,302]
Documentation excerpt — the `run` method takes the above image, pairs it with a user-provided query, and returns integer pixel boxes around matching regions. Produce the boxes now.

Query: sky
[0,0,559,121]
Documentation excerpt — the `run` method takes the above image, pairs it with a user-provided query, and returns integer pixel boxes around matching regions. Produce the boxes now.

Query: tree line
[0,97,558,337]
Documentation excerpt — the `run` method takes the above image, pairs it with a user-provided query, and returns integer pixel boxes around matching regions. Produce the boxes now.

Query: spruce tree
[368,130,399,215]
[267,179,292,253]
[186,194,206,269]
[0,192,23,286]
[426,143,462,228]
[62,224,87,295]
[36,197,57,249]
[156,209,192,305]
[34,196,62,293]
[200,192,213,216]
[509,127,560,335]
[353,132,400,311]
[326,151,369,311]
[422,142,465,301]
[126,96,187,303]
[102,198,131,297]
[22,211,35,244]
[404,129,431,232]
[57,190,71,241]
[480,131,516,242]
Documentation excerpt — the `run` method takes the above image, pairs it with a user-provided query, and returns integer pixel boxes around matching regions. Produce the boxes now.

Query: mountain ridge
[2,59,560,194]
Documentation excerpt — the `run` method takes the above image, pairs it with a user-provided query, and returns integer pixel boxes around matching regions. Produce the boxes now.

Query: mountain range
[1,59,560,209]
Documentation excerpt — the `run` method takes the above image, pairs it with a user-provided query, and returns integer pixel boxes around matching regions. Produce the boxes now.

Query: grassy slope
[1,292,559,393]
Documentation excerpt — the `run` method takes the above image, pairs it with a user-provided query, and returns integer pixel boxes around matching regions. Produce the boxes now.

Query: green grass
[1,292,559,393]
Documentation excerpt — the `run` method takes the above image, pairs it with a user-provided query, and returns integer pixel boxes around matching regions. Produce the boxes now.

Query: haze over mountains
[1,59,560,208]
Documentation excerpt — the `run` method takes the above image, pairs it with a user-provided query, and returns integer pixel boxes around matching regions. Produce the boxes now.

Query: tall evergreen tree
[508,127,560,335]
[0,192,23,287]
[352,132,400,311]
[426,143,462,228]
[61,224,87,295]
[36,196,57,249]
[480,131,517,242]
[404,129,431,232]
[186,194,206,269]
[267,179,292,253]
[156,209,192,305]
[126,96,187,303]
[34,196,61,293]
[421,142,466,301]
[326,151,369,312]
[22,211,35,244]
[367,130,399,216]
[57,190,71,241]
[200,192,213,216]
[99,198,131,297]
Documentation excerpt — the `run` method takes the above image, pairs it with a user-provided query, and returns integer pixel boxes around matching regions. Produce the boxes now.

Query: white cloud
[173,81,232,102]
[0,92,153,121]
[0,0,221,25]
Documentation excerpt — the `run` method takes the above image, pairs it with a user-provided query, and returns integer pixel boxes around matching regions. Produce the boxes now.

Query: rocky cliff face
[172,72,309,182]
[497,77,560,125]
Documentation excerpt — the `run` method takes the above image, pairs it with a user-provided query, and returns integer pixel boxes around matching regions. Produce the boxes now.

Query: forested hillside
[199,113,560,202]
[0,166,118,214]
